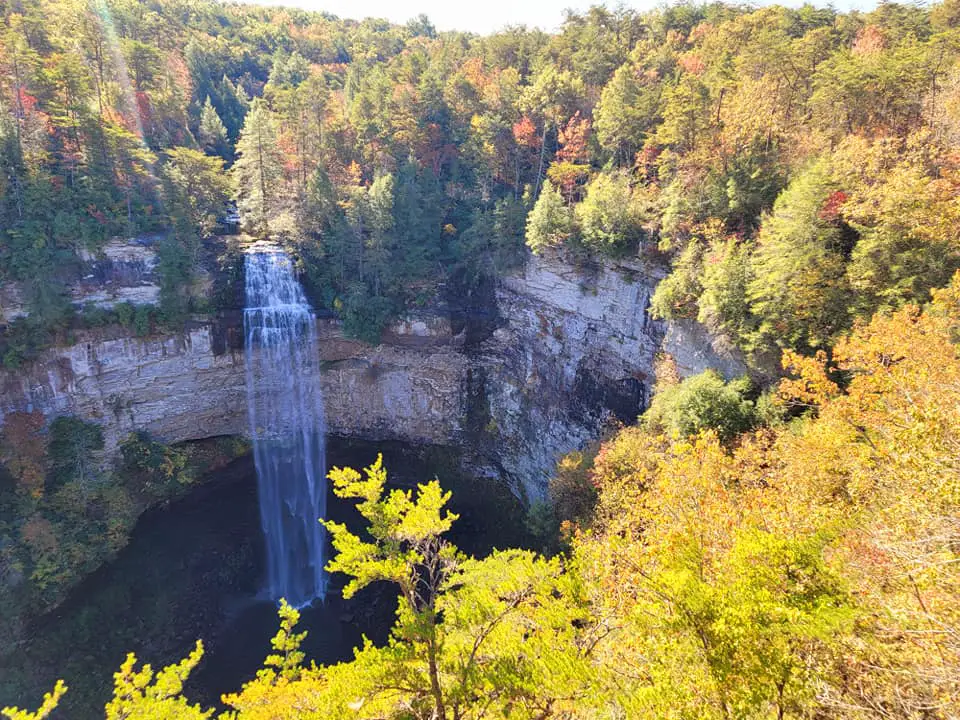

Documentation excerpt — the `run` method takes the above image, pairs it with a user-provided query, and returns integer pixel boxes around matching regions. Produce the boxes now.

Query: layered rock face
[0,318,468,454]
[0,250,745,499]
[477,254,665,500]
[0,237,165,323]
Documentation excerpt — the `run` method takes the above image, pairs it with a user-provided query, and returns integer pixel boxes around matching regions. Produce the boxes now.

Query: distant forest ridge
[1,0,959,354]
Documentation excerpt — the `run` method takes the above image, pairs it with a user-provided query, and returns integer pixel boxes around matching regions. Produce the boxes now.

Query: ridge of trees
[4,0,960,349]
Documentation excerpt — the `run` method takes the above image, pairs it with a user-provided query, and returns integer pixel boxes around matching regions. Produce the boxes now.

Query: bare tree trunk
[534,121,548,197]
[257,123,267,235]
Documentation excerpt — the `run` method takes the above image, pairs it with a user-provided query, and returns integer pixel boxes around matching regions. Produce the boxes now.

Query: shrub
[644,370,757,442]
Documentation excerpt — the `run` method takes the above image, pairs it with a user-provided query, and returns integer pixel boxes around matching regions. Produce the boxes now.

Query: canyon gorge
[0,236,749,711]
[0,239,745,504]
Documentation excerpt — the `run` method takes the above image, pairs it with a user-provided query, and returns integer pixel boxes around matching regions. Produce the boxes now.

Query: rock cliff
[0,250,744,500]
[0,318,468,453]
[476,253,665,500]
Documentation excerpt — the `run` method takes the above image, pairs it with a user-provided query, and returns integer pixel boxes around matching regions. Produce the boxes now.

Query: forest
[1,0,959,716]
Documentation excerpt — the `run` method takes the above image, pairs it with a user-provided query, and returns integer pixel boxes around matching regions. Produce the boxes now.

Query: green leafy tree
[594,62,660,165]
[650,237,705,320]
[159,147,232,320]
[644,369,757,442]
[748,162,852,352]
[46,416,103,493]
[197,97,228,157]
[655,74,712,154]
[835,136,960,318]
[366,172,395,300]
[256,599,308,683]
[525,180,574,254]
[697,237,755,346]
[576,171,651,251]
[258,455,598,719]
[162,147,232,238]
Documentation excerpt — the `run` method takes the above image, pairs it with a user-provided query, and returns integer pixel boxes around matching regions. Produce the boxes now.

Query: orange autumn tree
[546,111,591,202]
[0,410,47,499]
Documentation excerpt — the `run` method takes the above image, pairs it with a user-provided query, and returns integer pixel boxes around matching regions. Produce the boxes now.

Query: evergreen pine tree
[232,99,283,236]
[197,97,228,157]
[525,180,574,254]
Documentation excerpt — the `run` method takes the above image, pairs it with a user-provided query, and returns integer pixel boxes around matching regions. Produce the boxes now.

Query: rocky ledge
[0,251,746,500]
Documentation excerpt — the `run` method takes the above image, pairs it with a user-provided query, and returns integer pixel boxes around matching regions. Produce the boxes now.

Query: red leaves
[17,87,38,114]
[512,115,539,149]
[818,190,849,221]
[557,111,590,165]
[134,91,153,138]
[678,53,706,76]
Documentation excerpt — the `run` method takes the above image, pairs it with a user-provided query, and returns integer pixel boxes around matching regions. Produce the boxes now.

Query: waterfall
[243,246,327,607]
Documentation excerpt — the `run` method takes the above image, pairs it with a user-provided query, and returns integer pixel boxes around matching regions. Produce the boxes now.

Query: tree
[832,133,960,318]
[162,147,232,238]
[594,62,660,165]
[158,147,231,320]
[105,642,211,720]
[366,172,394,299]
[525,180,573,254]
[697,236,754,347]
[197,97,228,157]
[46,416,103,493]
[219,455,598,719]
[232,99,283,236]
[1,680,66,720]
[576,171,651,251]
[650,235,706,320]
[582,426,854,720]
[643,369,757,442]
[0,410,47,499]
[747,162,852,352]
[655,74,712,154]
[521,65,587,195]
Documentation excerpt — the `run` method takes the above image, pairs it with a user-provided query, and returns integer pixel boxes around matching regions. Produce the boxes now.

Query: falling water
[244,246,327,607]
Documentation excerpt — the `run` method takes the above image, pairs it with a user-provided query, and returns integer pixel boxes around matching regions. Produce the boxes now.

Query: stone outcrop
[0,237,166,324]
[476,252,665,500]
[0,319,468,454]
[662,317,749,381]
[0,250,745,500]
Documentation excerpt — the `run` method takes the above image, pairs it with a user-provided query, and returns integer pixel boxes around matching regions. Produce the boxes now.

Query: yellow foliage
[105,641,213,720]
[1,680,66,720]
[582,272,960,717]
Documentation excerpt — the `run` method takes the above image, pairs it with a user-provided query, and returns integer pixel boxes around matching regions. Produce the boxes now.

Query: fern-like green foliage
[313,456,600,718]
[324,453,460,601]
[258,599,308,684]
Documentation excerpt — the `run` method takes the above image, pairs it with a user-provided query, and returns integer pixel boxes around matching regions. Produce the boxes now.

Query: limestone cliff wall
[0,251,745,500]
[476,252,665,500]
[0,318,468,452]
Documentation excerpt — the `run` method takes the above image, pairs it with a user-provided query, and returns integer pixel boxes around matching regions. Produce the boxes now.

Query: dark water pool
[0,439,532,718]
